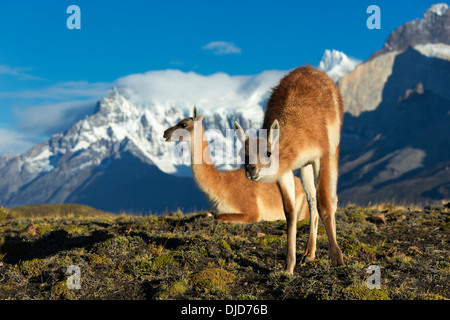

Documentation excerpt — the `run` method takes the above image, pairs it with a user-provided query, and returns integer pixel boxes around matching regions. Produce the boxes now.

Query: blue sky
[0,0,443,154]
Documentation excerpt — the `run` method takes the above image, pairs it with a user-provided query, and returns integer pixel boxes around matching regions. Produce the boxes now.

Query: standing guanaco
[235,66,344,273]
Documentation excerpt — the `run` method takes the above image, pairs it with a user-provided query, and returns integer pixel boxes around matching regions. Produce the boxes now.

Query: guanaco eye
[267,151,271,158]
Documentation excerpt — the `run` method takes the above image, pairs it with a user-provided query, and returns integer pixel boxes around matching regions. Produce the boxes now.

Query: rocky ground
[0,203,448,300]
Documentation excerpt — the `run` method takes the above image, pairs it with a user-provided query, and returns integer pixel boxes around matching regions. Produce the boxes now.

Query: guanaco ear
[193,106,204,122]
[234,121,248,142]
[268,119,280,149]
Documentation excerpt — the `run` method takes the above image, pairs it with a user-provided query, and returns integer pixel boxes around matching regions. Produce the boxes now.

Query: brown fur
[235,66,344,273]
[163,108,310,223]
[262,66,343,177]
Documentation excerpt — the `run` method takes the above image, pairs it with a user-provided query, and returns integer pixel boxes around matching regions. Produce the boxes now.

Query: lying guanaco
[163,107,309,223]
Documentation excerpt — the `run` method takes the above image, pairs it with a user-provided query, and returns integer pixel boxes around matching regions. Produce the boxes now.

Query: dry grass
[0,203,448,300]
[10,204,116,220]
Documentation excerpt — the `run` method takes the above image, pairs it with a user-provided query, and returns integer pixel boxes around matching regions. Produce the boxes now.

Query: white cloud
[0,128,38,154]
[0,81,111,100]
[0,64,43,81]
[1,80,111,136]
[202,41,242,55]
[11,69,286,137]
[1,68,288,155]
[114,69,286,113]
[13,99,98,135]
[0,47,362,156]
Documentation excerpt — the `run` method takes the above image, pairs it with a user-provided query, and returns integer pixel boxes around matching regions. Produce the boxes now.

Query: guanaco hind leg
[329,148,340,222]
[317,155,344,266]
[216,213,259,223]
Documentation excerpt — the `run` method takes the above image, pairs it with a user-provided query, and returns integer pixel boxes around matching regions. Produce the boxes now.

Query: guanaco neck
[189,123,222,197]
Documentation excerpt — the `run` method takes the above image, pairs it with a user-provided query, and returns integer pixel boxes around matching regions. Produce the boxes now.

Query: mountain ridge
[1,4,449,211]
[338,44,450,205]
[370,3,450,60]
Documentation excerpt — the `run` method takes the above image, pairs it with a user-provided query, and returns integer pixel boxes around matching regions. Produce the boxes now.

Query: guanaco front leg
[299,162,320,263]
[277,170,297,274]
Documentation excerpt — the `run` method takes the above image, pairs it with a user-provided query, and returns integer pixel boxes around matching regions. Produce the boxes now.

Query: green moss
[267,271,292,284]
[13,222,29,231]
[63,224,88,235]
[349,211,368,223]
[341,234,377,258]
[280,219,310,231]
[386,254,413,269]
[152,253,178,271]
[181,236,209,259]
[341,235,360,256]
[346,287,391,300]
[19,258,46,277]
[0,206,6,222]
[0,206,18,222]
[360,243,377,254]
[420,293,449,300]
[255,234,284,249]
[60,255,74,266]
[36,223,53,235]
[86,253,113,267]
[133,259,154,276]
[297,219,310,231]
[1,284,12,291]
[382,244,397,251]
[434,260,450,271]
[219,239,232,252]
[51,280,74,299]
[115,235,131,249]
[179,251,198,266]
[190,268,236,294]
[280,220,327,236]
[128,252,179,276]
[155,281,186,299]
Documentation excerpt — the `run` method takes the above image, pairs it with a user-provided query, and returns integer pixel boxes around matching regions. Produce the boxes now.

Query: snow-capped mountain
[317,49,361,82]
[336,2,450,205]
[1,3,449,212]
[370,3,450,59]
[0,69,287,212]
[1,58,356,212]
[429,2,449,15]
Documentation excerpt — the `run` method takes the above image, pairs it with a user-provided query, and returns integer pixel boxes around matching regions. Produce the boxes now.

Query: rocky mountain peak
[370,3,450,60]
[318,49,361,82]
[397,81,425,105]
[426,3,449,17]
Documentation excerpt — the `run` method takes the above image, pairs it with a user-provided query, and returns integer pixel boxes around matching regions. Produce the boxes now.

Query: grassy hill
[0,203,448,300]
[8,203,116,219]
